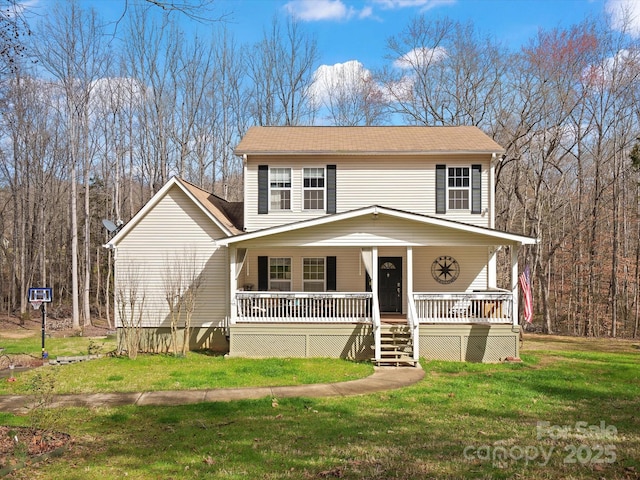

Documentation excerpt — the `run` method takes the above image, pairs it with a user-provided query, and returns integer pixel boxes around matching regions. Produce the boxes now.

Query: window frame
[302,167,326,211]
[269,167,292,211]
[268,257,292,291]
[447,166,471,211]
[302,257,326,292]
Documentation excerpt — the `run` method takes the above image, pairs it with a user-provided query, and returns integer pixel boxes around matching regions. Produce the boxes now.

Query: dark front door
[378,257,402,313]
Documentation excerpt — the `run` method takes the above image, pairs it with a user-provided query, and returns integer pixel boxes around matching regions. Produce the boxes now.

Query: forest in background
[1,0,640,338]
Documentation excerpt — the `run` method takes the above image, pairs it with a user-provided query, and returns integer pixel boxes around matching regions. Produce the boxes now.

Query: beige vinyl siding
[413,246,488,292]
[244,155,492,231]
[246,158,330,230]
[236,246,487,294]
[234,214,508,249]
[115,185,228,328]
[239,247,364,292]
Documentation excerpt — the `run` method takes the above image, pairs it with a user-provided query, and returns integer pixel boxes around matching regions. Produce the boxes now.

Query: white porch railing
[235,292,373,323]
[413,291,513,324]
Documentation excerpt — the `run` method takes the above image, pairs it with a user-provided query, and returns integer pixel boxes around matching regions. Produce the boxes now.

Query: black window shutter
[435,164,446,214]
[471,164,482,214]
[327,165,336,214]
[258,256,268,291]
[258,165,268,214]
[326,256,337,291]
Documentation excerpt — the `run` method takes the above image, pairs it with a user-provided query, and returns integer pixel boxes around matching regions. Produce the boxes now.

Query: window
[447,167,470,210]
[303,167,325,210]
[269,258,291,291]
[303,258,325,292]
[270,168,291,210]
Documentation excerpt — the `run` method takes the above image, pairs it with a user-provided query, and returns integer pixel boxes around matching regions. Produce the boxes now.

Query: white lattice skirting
[418,324,519,362]
[228,323,374,360]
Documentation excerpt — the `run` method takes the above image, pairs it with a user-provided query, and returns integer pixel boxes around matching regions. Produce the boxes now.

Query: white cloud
[284,0,354,21]
[90,77,145,113]
[582,48,639,88]
[310,60,372,103]
[359,6,374,19]
[373,0,455,12]
[606,0,640,37]
[393,46,448,69]
[381,75,415,103]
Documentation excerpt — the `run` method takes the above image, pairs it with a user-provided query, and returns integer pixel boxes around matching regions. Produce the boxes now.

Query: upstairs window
[270,168,291,210]
[303,257,325,292]
[447,167,470,210]
[269,257,291,291]
[303,167,325,210]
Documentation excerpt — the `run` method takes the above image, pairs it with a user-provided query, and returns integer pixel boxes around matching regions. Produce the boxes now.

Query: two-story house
[106,126,537,364]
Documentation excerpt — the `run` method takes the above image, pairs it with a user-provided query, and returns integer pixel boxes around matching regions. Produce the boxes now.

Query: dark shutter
[435,164,446,214]
[326,256,337,291]
[327,165,336,214]
[258,256,268,291]
[258,165,268,214]
[471,164,482,214]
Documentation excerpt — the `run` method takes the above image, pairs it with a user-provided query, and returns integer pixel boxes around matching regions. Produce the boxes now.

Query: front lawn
[0,334,637,479]
[0,355,374,395]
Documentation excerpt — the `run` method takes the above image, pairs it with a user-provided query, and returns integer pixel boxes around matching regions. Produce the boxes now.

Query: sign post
[28,288,52,360]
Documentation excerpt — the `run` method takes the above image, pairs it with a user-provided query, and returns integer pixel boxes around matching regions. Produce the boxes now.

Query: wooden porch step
[374,357,418,367]
[376,323,417,366]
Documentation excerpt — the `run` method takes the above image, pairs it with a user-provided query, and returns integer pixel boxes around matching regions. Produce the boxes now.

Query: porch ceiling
[218,206,537,248]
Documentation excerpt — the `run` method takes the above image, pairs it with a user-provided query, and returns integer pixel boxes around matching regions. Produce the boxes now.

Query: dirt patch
[0,354,43,369]
[0,314,111,339]
[0,425,70,472]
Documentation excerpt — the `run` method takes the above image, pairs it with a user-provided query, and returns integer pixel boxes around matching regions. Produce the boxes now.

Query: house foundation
[116,327,229,354]
[418,324,520,362]
[228,323,374,360]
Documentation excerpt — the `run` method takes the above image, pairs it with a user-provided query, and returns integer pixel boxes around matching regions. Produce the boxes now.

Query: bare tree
[163,248,204,356]
[116,262,145,359]
[34,1,106,329]
[380,16,505,128]
[245,16,318,126]
[163,254,184,356]
[0,0,31,77]
[207,27,248,198]
[312,61,388,126]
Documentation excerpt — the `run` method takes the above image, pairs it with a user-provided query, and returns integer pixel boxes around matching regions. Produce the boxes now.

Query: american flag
[519,265,533,324]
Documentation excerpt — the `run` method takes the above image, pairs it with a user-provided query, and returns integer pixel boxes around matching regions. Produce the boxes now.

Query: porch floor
[380,313,407,324]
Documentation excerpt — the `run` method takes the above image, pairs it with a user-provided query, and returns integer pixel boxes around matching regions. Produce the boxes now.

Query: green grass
[0,334,638,479]
[0,355,374,394]
[0,331,116,358]
[0,332,372,395]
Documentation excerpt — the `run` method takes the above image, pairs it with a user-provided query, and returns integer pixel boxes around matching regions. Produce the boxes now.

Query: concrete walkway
[0,366,425,414]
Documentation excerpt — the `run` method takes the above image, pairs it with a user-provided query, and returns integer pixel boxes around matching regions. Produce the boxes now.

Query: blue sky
[213,0,613,70]
[68,0,625,73]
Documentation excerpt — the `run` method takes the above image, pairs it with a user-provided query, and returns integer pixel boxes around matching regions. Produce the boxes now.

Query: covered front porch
[220,207,536,363]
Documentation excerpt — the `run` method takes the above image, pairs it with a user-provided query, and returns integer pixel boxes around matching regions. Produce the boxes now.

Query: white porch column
[371,247,378,296]
[407,246,419,362]
[372,246,380,362]
[487,247,497,289]
[229,247,237,325]
[511,246,519,327]
[489,156,496,229]
[406,246,413,298]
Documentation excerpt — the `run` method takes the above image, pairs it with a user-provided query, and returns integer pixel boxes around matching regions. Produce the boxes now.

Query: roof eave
[235,149,504,157]
[217,206,538,246]
[105,177,237,248]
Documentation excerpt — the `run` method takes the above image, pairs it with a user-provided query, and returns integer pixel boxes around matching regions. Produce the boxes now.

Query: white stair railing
[407,296,420,363]
[372,295,381,363]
